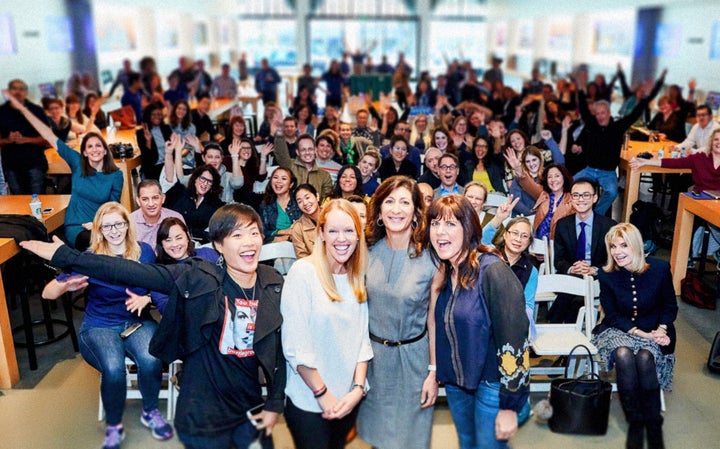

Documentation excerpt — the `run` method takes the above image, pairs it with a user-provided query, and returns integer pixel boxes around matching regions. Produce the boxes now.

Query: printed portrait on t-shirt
[218,296,257,358]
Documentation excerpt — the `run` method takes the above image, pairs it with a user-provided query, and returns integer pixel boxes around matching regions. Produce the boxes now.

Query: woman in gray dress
[357,175,438,449]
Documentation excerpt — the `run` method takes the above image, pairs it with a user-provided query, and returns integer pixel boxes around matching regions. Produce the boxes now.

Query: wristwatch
[351,383,367,397]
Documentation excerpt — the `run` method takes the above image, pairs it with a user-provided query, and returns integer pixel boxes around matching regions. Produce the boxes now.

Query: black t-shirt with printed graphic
[173,274,263,437]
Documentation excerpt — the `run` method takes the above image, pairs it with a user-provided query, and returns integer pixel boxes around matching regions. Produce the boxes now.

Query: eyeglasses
[696,113,710,117]
[571,192,593,200]
[438,164,458,171]
[392,146,408,153]
[197,175,213,186]
[239,146,253,151]
[100,221,128,232]
[396,127,411,132]
[507,230,530,240]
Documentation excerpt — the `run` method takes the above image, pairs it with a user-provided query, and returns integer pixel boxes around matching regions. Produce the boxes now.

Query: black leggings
[284,397,359,449]
[615,347,659,391]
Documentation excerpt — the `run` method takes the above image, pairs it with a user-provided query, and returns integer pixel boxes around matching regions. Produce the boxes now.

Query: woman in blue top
[427,195,530,449]
[40,202,171,449]
[7,92,123,250]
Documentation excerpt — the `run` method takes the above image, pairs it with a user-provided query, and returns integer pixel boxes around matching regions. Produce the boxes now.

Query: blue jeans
[178,421,273,449]
[573,166,618,216]
[446,381,517,449]
[4,166,46,194]
[79,319,162,425]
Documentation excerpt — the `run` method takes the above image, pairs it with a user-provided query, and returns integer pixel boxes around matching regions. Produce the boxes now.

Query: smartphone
[246,403,264,426]
[42,208,54,214]
[120,322,143,339]
[690,190,702,197]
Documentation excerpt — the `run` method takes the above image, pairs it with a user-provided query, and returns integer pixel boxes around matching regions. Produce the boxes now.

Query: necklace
[239,281,256,302]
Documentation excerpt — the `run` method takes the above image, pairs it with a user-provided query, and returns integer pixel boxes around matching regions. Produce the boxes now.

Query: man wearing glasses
[273,132,332,201]
[0,79,50,194]
[433,153,464,199]
[548,178,616,323]
[671,104,719,154]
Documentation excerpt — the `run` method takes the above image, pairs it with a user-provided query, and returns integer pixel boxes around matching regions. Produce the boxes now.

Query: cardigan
[661,152,720,192]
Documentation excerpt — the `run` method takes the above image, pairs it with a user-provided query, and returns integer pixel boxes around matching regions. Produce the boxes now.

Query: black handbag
[548,344,612,435]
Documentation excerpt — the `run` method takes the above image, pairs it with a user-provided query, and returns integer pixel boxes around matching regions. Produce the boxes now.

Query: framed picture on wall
[45,16,74,52]
[0,13,17,54]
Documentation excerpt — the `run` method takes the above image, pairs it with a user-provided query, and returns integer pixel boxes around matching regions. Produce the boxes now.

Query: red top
[662,152,720,192]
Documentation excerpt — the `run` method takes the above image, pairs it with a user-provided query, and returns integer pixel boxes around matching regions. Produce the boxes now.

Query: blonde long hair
[602,223,649,274]
[310,199,368,302]
[90,202,141,260]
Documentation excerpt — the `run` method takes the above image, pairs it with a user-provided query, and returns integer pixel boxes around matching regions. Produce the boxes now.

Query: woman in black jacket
[21,204,286,449]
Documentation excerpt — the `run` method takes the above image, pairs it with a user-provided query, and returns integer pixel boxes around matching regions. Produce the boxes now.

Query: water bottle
[657,147,665,159]
[29,194,42,220]
[680,147,686,158]
[107,116,116,143]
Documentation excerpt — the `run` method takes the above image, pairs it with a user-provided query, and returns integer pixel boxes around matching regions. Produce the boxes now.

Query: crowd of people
[4,48,716,449]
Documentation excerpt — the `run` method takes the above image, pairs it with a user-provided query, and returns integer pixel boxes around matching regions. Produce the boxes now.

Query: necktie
[576,222,587,262]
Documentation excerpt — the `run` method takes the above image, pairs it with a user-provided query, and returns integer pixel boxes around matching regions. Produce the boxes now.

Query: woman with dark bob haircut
[425,194,530,449]
[21,204,286,449]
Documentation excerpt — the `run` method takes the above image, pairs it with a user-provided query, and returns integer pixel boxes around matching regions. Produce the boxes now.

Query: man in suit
[547,178,616,323]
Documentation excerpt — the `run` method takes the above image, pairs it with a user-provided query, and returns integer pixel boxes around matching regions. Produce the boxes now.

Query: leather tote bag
[548,344,612,435]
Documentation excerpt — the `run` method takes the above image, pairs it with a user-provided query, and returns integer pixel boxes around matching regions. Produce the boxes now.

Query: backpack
[629,200,662,242]
[0,214,49,243]
[680,272,716,310]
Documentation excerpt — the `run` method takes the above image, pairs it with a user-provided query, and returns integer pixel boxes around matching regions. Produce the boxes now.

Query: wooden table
[669,194,720,294]
[237,95,261,114]
[0,195,70,388]
[618,140,691,222]
[46,128,141,212]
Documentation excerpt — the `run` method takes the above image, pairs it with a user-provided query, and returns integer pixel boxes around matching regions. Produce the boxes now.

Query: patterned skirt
[591,327,676,391]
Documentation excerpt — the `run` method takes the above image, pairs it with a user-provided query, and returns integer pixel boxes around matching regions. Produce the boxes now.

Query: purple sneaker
[140,408,173,440]
[102,424,125,449]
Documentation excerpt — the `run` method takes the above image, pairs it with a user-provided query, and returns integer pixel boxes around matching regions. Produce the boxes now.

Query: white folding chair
[99,358,181,421]
[530,274,598,392]
[483,192,507,213]
[528,236,550,275]
[259,241,297,275]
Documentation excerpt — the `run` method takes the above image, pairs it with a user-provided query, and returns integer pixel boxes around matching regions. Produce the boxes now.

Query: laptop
[703,190,720,199]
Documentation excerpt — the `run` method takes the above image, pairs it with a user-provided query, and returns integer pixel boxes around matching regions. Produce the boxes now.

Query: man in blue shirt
[255,58,281,105]
[121,73,144,123]
[433,153,464,199]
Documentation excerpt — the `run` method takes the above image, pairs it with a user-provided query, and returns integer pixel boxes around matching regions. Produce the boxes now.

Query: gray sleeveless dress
[357,240,436,449]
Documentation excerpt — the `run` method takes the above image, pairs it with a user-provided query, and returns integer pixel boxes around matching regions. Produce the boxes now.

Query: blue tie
[576,222,587,262]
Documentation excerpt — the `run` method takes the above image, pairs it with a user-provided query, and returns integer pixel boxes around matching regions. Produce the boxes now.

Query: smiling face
[594,103,610,126]
[571,182,597,217]
[239,142,253,161]
[296,187,319,217]
[503,221,532,257]
[339,123,353,141]
[380,186,415,236]
[609,236,634,269]
[82,136,107,167]
[137,185,164,221]
[338,168,358,194]
[424,149,441,175]
[162,224,191,260]
[434,131,448,150]
[454,119,467,135]
[545,167,564,194]
[350,202,367,229]
[283,120,297,138]
[202,148,223,171]
[321,209,358,273]
[47,102,63,120]
[150,108,164,126]
[474,139,489,160]
[464,185,486,213]
[358,154,378,178]
[232,120,246,137]
[194,170,214,197]
[297,138,316,165]
[429,215,465,268]
[524,154,541,176]
[414,115,428,132]
[390,140,408,164]
[99,211,128,250]
[175,102,188,120]
[215,221,264,279]
[510,133,526,152]
[271,169,293,195]
[316,139,334,161]
[356,111,369,128]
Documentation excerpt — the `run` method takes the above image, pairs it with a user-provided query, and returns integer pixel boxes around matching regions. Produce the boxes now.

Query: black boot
[643,388,665,449]
[620,389,645,449]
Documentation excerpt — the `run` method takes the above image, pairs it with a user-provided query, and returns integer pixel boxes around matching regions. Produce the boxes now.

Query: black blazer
[136,124,172,180]
[553,213,616,275]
